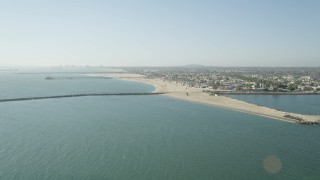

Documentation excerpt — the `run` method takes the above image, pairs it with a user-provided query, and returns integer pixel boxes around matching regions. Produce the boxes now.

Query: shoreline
[96,73,320,124]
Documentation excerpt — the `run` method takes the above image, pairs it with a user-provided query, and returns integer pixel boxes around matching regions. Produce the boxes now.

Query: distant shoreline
[100,73,319,125]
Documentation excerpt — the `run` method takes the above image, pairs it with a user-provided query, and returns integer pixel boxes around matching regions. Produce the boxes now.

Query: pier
[0,92,165,103]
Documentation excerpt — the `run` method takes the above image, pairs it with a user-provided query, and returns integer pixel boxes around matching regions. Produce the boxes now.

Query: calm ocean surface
[226,94,320,115]
[0,68,320,179]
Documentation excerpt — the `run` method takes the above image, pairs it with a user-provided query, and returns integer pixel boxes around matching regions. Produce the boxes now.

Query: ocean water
[1,70,320,179]
[226,94,320,115]
[0,71,153,99]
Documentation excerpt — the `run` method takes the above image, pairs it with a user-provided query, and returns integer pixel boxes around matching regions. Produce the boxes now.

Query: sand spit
[97,73,320,124]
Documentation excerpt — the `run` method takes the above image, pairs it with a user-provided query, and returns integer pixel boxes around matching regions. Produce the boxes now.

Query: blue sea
[0,68,320,180]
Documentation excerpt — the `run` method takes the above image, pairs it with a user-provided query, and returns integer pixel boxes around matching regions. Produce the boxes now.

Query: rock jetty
[284,114,320,126]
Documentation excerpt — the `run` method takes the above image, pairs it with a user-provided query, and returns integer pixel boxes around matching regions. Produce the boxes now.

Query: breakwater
[284,114,320,125]
[45,76,112,80]
[0,92,165,103]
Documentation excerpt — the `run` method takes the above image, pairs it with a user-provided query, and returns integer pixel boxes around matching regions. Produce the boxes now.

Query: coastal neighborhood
[126,66,320,94]
[114,66,320,126]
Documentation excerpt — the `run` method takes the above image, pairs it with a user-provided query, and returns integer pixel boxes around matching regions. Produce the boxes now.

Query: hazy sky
[0,0,319,66]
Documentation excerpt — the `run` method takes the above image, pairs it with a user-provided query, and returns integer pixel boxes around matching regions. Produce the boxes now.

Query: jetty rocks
[0,92,165,103]
[284,114,320,126]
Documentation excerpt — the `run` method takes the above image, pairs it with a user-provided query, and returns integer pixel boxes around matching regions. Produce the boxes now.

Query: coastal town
[125,66,320,94]
[120,66,320,125]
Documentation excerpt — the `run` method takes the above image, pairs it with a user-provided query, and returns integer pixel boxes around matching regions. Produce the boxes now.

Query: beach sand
[99,73,320,124]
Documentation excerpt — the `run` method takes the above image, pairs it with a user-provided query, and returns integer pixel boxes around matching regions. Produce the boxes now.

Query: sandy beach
[99,73,320,124]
